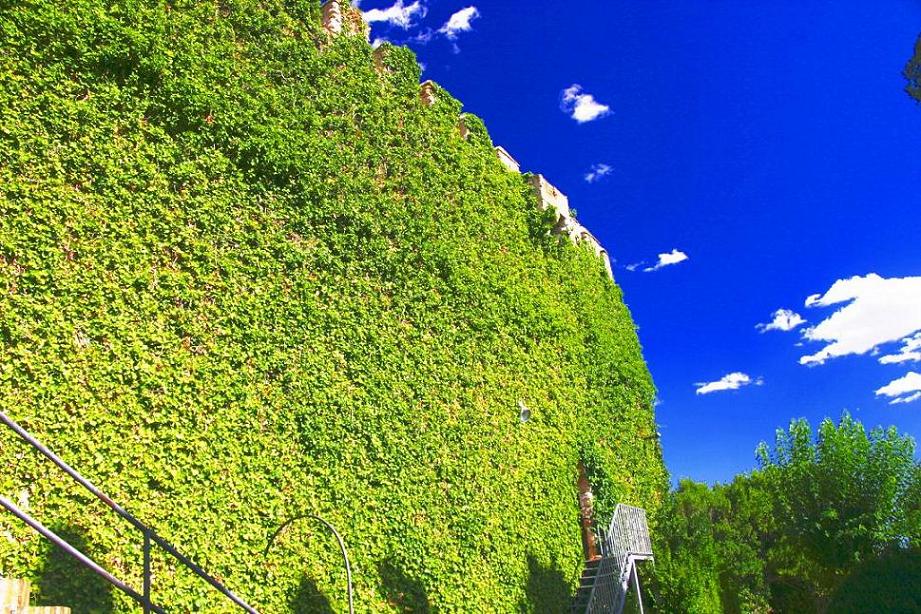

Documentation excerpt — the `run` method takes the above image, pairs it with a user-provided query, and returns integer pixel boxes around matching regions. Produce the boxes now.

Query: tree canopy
[905,34,921,102]
[649,413,921,614]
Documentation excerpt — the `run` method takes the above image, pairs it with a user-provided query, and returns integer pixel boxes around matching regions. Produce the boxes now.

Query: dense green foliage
[648,414,921,614]
[906,34,921,102]
[0,0,666,611]
[827,548,921,613]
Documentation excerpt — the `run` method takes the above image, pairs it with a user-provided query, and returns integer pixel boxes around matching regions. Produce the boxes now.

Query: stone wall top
[527,174,571,222]
[420,80,438,107]
[495,146,520,173]
[321,0,369,40]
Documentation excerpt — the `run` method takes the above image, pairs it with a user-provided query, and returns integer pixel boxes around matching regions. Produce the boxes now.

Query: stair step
[0,579,30,609]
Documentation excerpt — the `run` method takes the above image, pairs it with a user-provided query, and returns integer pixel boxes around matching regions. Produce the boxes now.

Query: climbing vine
[0,1,667,611]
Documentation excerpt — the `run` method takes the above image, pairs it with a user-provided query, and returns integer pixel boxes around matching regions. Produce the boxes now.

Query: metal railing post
[143,529,152,614]
[633,560,644,614]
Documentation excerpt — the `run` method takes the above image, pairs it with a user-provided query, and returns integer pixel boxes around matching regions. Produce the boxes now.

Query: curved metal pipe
[264,514,354,614]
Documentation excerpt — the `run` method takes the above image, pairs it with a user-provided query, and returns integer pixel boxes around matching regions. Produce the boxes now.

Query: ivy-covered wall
[0,1,667,611]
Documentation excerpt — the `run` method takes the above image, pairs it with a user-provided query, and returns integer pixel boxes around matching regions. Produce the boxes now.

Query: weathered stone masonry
[321,0,368,40]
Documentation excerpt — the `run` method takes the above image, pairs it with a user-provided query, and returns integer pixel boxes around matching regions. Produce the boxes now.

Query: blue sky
[355,0,921,484]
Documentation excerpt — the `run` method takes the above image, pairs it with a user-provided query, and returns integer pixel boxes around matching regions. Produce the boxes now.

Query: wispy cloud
[584,163,613,183]
[643,249,689,272]
[799,274,921,366]
[696,372,762,395]
[875,372,921,405]
[362,0,426,29]
[561,85,611,123]
[879,332,921,365]
[756,309,806,333]
[439,6,479,39]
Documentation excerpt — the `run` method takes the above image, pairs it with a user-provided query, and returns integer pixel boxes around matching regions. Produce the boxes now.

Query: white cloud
[875,372,921,405]
[584,163,613,183]
[879,332,921,365]
[362,1,425,29]
[561,85,611,123]
[643,249,689,272]
[625,262,643,272]
[439,6,479,39]
[413,28,435,43]
[799,274,921,366]
[756,309,806,333]
[696,372,761,395]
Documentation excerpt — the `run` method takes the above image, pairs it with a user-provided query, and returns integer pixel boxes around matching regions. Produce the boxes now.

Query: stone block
[372,45,391,73]
[494,146,520,173]
[0,578,29,611]
[321,0,343,35]
[458,114,470,140]
[419,80,437,107]
[321,1,369,40]
[527,174,570,221]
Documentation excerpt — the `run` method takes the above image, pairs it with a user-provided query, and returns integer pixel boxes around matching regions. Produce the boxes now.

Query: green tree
[649,479,770,614]
[756,413,918,610]
[651,414,920,613]
[905,34,921,102]
[827,547,921,613]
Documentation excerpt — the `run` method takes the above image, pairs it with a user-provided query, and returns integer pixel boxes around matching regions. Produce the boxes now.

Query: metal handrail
[264,514,354,614]
[0,496,166,614]
[0,408,260,613]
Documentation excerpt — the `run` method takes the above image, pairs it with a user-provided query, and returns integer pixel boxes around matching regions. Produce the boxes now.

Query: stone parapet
[458,114,471,139]
[420,80,438,107]
[527,174,571,222]
[0,579,30,612]
[0,579,70,614]
[321,1,369,40]
[569,223,614,280]
[315,6,615,283]
[494,146,520,173]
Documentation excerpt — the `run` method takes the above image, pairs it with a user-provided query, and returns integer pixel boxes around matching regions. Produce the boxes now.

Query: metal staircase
[574,504,653,614]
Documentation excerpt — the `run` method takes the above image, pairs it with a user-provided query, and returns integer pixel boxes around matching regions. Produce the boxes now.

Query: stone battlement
[321,0,368,40]
[495,146,521,173]
[528,174,571,222]
[420,80,438,107]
